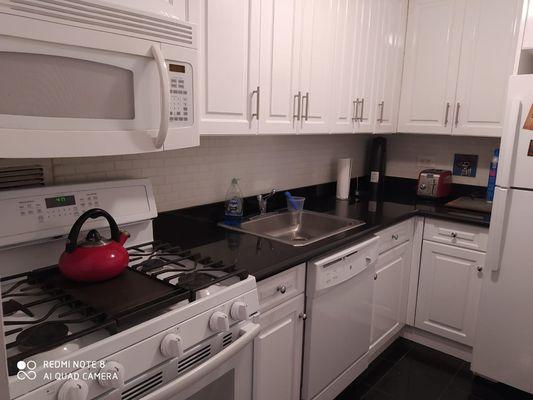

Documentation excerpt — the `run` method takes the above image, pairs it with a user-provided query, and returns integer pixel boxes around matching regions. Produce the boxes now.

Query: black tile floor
[335,338,533,400]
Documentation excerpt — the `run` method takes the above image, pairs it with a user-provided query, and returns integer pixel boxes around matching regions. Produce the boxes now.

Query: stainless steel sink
[219,210,365,246]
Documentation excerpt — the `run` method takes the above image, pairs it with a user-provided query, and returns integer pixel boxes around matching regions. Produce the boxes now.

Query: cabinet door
[352,0,383,133]
[198,0,260,134]
[298,0,336,134]
[329,0,358,134]
[253,294,304,400]
[398,0,465,134]
[259,0,303,134]
[415,241,485,346]
[453,0,522,137]
[373,0,408,134]
[370,241,411,351]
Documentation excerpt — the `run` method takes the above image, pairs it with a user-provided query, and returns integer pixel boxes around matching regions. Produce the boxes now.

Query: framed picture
[453,154,478,177]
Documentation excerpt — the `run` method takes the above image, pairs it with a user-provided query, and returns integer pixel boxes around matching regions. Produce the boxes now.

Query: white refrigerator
[472,74,533,394]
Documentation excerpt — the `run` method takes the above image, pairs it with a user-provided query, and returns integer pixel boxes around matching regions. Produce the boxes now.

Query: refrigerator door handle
[497,99,522,187]
[486,188,511,272]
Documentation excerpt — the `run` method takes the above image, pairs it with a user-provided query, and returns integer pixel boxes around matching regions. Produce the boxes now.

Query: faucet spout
[257,189,277,215]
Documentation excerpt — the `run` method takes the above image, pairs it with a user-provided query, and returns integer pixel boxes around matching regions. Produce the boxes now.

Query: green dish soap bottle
[224,178,243,225]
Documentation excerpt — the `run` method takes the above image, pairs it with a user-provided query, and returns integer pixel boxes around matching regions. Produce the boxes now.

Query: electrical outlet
[416,155,436,167]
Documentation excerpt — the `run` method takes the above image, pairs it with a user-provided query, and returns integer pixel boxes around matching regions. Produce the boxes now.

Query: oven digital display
[169,64,185,73]
[45,195,76,208]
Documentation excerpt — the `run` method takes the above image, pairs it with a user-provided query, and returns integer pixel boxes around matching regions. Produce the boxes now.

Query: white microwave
[0,0,199,157]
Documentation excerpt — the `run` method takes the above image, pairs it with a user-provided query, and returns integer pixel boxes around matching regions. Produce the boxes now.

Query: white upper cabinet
[351,0,383,133]
[329,0,358,134]
[399,0,523,137]
[453,0,522,137]
[198,0,260,134]
[398,0,465,135]
[259,0,303,134]
[373,0,408,134]
[299,0,336,134]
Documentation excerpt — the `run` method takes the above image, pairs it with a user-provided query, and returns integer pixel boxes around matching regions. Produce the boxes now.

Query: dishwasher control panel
[309,236,378,291]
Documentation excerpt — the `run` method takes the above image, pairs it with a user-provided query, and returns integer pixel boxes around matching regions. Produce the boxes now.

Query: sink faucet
[257,189,277,215]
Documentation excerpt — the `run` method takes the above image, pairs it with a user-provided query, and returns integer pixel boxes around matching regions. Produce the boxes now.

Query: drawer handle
[373,273,378,280]
[477,266,483,272]
[392,234,399,240]
[450,232,458,238]
[299,313,307,320]
[277,285,287,294]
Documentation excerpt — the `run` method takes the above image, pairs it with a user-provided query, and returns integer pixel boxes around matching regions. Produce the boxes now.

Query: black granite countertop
[154,179,491,282]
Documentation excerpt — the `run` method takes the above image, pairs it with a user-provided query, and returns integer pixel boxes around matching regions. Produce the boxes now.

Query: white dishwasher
[302,236,378,400]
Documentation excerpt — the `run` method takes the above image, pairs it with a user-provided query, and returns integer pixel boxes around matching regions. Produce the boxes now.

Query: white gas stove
[0,180,259,400]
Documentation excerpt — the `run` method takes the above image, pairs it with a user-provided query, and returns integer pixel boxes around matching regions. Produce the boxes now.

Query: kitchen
[0,0,532,399]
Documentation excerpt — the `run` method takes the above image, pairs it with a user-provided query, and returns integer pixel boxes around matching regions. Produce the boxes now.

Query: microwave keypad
[168,64,192,126]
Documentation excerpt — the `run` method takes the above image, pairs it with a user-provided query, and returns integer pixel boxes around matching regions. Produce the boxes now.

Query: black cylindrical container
[368,137,387,201]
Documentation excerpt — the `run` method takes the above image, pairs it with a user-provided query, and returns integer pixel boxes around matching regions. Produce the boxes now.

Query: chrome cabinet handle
[450,232,457,238]
[477,266,483,272]
[359,98,365,121]
[352,99,360,122]
[299,313,307,320]
[392,233,399,240]
[277,285,287,294]
[293,92,302,121]
[251,86,260,121]
[444,102,450,127]
[455,102,461,127]
[302,92,310,121]
[373,273,378,280]
[377,101,385,123]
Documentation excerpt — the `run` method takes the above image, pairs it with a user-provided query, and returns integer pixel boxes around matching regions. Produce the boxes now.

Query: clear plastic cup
[287,196,305,212]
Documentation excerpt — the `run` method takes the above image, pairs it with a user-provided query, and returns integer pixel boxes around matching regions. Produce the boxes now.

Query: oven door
[143,322,260,400]
[0,12,197,157]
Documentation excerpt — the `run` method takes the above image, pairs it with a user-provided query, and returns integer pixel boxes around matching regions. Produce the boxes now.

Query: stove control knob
[209,311,230,332]
[230,301,249,321]
[58,379,89,400]
[98,361,125,389]
[160,333,184,358]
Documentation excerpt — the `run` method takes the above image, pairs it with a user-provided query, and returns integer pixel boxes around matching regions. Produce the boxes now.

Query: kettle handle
[65,208,121,253]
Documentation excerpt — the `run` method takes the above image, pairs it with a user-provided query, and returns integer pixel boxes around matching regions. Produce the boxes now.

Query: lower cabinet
[253,293,305,400]
[370,240,412,352]
[415,240,485,346]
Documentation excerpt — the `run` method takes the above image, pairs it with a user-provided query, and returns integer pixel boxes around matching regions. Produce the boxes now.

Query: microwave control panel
[168,62,193,126]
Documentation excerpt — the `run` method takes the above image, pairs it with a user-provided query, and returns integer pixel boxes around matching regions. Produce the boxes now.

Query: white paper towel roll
[336,158,352,200]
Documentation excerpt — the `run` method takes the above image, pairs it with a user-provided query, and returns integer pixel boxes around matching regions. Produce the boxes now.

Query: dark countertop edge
[251,208,489,282]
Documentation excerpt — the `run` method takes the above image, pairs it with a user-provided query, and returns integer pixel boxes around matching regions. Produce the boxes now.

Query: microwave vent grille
[7,0,195,47]
[0,165,44,190]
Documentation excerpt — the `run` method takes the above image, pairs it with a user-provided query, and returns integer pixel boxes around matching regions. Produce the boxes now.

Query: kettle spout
[119,230,130,245]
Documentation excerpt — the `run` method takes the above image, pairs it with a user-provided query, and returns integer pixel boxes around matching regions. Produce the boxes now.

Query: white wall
[1,135,370,212]
[386,134,501,186]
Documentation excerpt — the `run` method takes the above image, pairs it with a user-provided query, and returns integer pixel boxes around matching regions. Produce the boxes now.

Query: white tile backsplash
[386,134,501,186]
[1,135,369,212]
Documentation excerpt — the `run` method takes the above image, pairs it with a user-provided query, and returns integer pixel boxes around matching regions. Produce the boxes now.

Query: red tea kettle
[59,209,130,282]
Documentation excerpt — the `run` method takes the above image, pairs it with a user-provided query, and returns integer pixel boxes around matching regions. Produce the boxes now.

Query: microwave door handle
[151,44,170,149]
[141,321,260,400]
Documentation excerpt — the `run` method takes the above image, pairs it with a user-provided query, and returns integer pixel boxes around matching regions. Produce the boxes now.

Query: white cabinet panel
[329,0,357,134]
[398,0,465,134]
[453,0,522,137]
[352,0,382,133]
[415,241,485,346]
[374,0,408,134]
[259,0,303,134]
[370,240,412,352]
[299,0,336,134]
[253,294,304,400]
[199,0,260,134]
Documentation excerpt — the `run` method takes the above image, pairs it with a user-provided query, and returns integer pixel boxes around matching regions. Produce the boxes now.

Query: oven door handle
[142,321,260,400]
[151,44,170,150]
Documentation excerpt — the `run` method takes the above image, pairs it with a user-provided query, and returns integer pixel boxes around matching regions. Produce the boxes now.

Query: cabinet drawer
[257,264,305,313]
[424,218,488,252]
[377,219,413,254]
